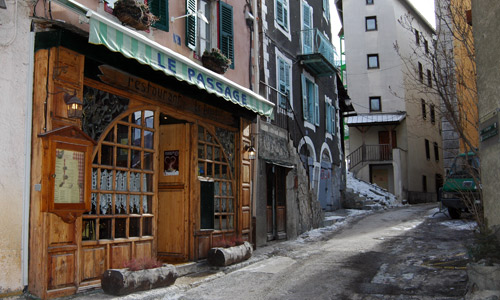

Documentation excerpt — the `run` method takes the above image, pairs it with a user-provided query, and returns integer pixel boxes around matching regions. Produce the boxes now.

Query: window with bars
[82,110,156,241]
[197,126,235,231]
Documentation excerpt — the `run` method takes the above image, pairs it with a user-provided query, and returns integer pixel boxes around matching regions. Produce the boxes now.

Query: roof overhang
[345,112,406,126]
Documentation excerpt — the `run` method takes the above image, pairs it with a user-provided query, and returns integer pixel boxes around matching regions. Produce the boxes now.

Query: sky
[330,0,436,56]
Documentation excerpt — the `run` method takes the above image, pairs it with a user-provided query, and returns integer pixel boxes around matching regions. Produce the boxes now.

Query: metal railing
[347,144,393,169]
[300,28,337,67]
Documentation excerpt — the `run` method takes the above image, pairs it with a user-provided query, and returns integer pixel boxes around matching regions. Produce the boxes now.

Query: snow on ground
[347,171,400,207]
[427,208,477,230]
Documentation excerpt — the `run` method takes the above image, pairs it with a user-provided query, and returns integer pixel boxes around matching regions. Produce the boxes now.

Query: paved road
[167,204,475,300]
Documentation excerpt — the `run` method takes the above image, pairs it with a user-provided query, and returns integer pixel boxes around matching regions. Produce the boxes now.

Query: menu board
[54,149,84,204]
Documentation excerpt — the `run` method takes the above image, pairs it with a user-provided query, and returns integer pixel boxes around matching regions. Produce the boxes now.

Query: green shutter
[302,1,313,54]
[278,58,286,107]
[314,84,319,126]
[326,102,331,133]
[151,0,169,32]
[302,74,308,120]
[219,2,234,69]
[185,0,197,50]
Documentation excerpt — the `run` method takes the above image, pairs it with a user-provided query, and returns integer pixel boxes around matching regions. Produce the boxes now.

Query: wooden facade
[29,45,255,299]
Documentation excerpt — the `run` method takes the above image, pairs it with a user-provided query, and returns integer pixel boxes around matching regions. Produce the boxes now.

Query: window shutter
[284,60,290,106]
[185,0,197,50]
[301,74,308,120]
[302,1,313,54]
[326,102,331,133]
[278,58,286,107]
[276,0,284,26]
[150,0,169,31]
[219,2,234,69]
[282,0,288,30]
[314,83,319,126]
[323,0,329,21]
[332,105,336,134]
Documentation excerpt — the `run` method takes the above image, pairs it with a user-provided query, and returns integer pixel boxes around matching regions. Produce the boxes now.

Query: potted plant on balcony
[201,48,232,74]
[207,236,253,267]
[101,257,178,296]
[112,0,158,31]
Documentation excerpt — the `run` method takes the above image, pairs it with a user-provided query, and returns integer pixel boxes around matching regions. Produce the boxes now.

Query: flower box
[201,48,231,74]
[112,0,157,31]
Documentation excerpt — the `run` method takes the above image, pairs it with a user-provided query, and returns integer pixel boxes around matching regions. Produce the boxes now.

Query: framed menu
[39,126,95,222]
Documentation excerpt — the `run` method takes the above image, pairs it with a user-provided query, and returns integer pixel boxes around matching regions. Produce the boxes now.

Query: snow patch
[346,171,400,207]
[441,220,477,231]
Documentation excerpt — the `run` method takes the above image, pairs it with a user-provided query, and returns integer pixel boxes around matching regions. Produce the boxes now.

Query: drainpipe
[22,31,35,288]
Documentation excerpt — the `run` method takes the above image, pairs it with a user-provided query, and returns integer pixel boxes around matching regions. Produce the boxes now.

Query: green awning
[87,10,274,117]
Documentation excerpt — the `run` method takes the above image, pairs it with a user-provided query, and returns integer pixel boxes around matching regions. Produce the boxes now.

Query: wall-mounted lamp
[244,145,256,160]
[64,93,83,119]
[171,10,209,24]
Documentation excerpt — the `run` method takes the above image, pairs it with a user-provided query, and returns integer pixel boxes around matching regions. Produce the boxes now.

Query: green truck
[440,152,481,219]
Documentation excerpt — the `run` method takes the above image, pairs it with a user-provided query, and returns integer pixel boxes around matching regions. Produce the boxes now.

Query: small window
[418,62,423,83]
[430,104,436,124]
[422,175,427,192]
[302,74,319,125]
[425,139,430,160]
[196,0,211,55]
[434,142,439,161]
[367,54,379,69]
[421,99,427,120]
[366,0,374,4]
[365,16,377,31]
[424,39,429,54]
[277,56,291,108]
[427,69,432,87]
[415,29,420,45]
[369,96,381,112]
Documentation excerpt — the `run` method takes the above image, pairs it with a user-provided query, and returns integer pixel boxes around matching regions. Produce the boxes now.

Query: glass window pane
[130,172,141,192]
[207,146,213,160]
[130,195,140,214]
[117,148,128,167]
[144,130,154,149]
[117,124,129,145]
[214,147,220,161]
[144,110,154,128]
[206,132,213,143]
[214,164,220,178]
[129,218,140,237]
[144,151,153,170]
[228,215,234,229]
[198,162,205,176]
[99,218,112,239]
[228,198,233,212]
[132,128,142,147]
[104,129,114,142]
[214,197,220,212]
[82,219,96,241]
[90,193,97,214]
[133,111,142,125]
[99,194,112,214]
[115,218,126,238]
[115,171,128,191]
[101,145,114,166]
[206,162,213,176]
[214,216,220,230]
[143,217,153,236]
[143,173,153,192]
[366,17,376,30]
[221,215,227,230]
[142,195,152,214]
[100,169,112,190]
[131,150,141,169]
[198,144,205,158]
[115,194,127,214]
[221,198,226,212]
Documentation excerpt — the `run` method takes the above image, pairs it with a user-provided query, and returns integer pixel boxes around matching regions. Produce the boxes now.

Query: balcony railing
[299,28,337,77]
[347,144,393,170]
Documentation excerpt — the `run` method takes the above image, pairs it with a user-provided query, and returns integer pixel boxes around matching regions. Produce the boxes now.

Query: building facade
[472,0,500,231]
[2,0,277,297]
[341,0,444,203]
[253,0,348,246]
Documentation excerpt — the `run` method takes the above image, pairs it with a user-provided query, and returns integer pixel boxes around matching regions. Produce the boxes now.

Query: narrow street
[161,204,475,300]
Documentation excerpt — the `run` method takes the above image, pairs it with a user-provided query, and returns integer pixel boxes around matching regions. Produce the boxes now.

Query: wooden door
[157,123,190,262]
[371,167,389,190]
[378,131,397,160]
[266,165,287,241]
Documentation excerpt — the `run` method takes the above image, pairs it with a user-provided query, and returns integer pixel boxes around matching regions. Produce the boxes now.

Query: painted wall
[473,0,500,229]
[0,0,31,295]
[344,0,443,198]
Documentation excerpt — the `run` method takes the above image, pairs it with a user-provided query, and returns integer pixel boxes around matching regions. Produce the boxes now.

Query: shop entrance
[157,123,191,262]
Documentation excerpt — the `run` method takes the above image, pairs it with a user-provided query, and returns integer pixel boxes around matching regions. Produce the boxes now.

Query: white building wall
[0,0,31,295]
